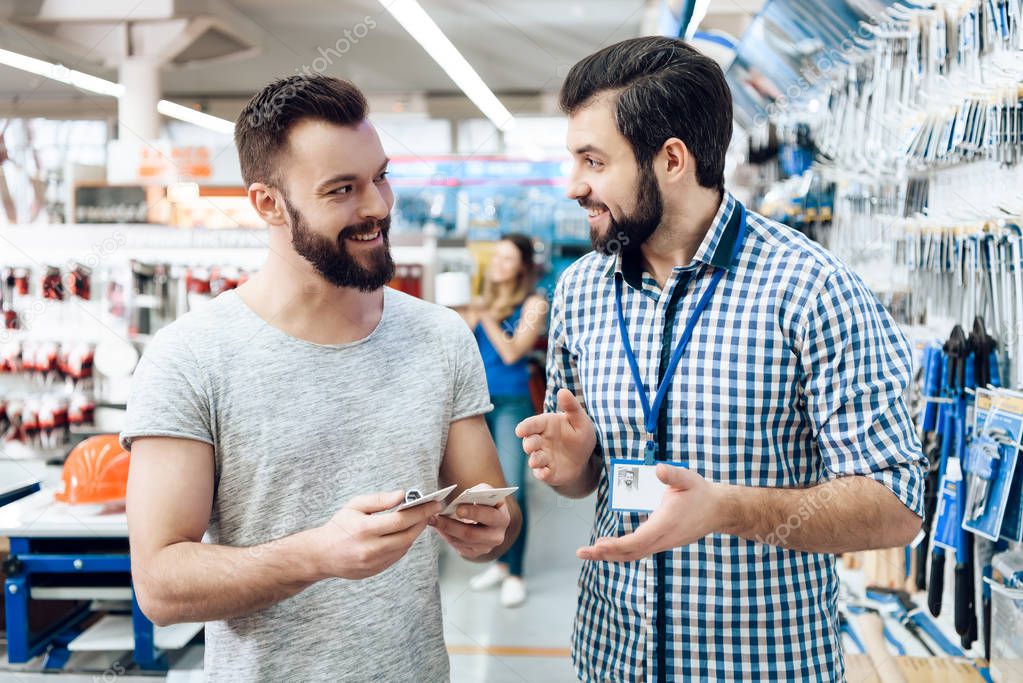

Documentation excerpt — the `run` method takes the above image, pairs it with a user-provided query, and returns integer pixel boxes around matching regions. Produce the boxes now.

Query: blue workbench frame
[4,536,167,671]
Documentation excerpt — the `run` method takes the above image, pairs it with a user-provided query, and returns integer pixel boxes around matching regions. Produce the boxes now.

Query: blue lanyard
[614,203,747,465]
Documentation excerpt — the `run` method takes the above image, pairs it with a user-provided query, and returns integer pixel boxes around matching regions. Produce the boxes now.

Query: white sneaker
[469,563,509,591]
[500,576,527,607]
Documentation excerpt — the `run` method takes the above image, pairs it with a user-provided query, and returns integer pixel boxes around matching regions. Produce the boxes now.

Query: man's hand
[516,388,597,486]
[311,490,442,580]
[430,485,512,560]
[577,464,723,562]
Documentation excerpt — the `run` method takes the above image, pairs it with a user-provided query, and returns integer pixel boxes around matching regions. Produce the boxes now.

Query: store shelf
[31,587,132,601]
[1,224,437,268]
[67,615,202,652]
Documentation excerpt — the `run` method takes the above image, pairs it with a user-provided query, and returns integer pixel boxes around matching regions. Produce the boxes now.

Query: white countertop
[0,488,127,538]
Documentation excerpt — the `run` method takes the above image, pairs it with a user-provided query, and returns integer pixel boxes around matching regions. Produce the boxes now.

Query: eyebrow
[571,144,606,156]
[316,159,390,192]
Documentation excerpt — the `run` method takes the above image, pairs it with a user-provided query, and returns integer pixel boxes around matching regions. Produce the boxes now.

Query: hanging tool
[917,344,945,591]
[930,328,968,617]
[866,587,967,657]
[950,325,978,650]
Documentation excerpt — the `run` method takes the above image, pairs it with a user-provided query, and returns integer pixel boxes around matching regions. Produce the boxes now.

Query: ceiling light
[378,0,516,132]
[0,48,235,134]
[0,48,125,97]
[157,100,235,135]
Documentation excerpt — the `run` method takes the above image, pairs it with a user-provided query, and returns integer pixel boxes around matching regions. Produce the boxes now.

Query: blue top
[474,303,531,398]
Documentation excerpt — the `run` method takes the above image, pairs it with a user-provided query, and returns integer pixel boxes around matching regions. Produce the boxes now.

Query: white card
[439,484,519,518]
[395,484,458,511]
[609,460,668,513]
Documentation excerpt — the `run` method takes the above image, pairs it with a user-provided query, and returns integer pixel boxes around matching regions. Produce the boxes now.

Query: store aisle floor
[441,476,595,683]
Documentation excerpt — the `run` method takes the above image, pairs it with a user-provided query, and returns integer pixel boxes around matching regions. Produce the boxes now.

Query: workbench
[0,483,201,671]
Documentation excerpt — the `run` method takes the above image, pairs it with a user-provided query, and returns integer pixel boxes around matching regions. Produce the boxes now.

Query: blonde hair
[482,234,536,322]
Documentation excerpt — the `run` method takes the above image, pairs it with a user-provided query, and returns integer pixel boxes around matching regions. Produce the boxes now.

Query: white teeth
[349,230,380,241]
[588,209,605,217]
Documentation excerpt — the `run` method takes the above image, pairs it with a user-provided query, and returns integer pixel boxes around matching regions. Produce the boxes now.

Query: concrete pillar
[117,57,161,141]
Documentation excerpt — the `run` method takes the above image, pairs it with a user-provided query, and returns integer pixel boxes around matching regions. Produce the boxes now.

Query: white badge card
[609,459,668,513]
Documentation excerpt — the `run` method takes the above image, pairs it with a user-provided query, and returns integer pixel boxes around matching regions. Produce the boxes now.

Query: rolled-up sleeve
[120,329,214,452]
[798,266,926,517]
[544,276,578,414]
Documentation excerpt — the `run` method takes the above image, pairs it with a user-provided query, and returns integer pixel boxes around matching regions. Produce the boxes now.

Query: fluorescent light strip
[0,48,235,134]
[379,0,516,132]
[157,99,235,135]
[0,48,126,97]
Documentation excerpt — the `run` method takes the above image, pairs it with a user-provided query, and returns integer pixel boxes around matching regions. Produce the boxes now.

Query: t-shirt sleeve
[799,266,926,517]
[448,316,493,422]
[119,328,215,451]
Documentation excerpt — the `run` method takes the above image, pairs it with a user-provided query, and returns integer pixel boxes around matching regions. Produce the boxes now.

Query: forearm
[552,450,601,499]
[716,476,921,553]
[481,316,531,364]
[133,528,325,625]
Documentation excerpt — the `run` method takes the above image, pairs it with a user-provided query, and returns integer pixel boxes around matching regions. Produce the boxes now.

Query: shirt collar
[604,191,742,289]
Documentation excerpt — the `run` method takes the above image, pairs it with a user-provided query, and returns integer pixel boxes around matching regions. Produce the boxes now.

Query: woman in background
[462,233,548,607]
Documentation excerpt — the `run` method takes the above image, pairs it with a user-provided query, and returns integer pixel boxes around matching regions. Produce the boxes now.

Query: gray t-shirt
[121,287,492,681]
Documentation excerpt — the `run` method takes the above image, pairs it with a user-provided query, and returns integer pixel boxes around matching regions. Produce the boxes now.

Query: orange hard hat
[54,434,130,505]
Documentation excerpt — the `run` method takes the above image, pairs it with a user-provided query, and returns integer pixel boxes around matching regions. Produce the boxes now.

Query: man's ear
[248,183,289,226]
[657,137,695,188]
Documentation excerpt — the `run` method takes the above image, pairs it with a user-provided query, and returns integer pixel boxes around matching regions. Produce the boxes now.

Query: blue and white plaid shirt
[546,191,926,682]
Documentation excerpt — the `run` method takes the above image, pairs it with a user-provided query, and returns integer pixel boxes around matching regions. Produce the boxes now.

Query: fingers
[655,463,700,490]
[346,489,405,514]
[433,525,487,558]
[515,413,550,439]
[352,519,432,574]
[522,434,543,453]
[451,502,508,528]
[556,388,584,418]
[526,447,550,469]
[376,517,432,553]
[577,520,667,563]
[367,501,443,536]
[577,536,645,563]
[431,509,505,547]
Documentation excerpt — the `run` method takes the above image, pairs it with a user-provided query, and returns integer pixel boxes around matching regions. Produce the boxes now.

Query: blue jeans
[485,395,534,577]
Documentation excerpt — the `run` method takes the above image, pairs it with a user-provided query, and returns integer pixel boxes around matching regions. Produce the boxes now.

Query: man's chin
[590,231,620,256]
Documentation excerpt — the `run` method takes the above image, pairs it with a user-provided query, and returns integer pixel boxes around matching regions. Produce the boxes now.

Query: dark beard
[586,163,663,257]
[286,199,395,292]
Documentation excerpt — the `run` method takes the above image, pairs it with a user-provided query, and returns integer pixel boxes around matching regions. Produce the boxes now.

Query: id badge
[609,459,669,513]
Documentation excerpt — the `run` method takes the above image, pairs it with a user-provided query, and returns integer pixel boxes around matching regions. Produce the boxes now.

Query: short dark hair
[559,37,732,192]
[234,75,368,188]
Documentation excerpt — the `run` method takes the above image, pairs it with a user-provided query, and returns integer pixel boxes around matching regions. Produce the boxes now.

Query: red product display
[40,268,64,301]
[390,264,423,298]
[13,269,29,296]
[69,266,91,300]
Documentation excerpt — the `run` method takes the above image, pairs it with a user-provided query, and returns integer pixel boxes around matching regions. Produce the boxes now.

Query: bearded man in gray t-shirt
[122,75,521,682]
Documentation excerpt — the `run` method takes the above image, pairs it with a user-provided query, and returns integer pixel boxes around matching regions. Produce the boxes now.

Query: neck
[640,186,723,288]
[237,244,383,345]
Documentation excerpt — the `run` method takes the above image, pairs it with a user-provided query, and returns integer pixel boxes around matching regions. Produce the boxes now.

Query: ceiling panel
[0,0,647,108]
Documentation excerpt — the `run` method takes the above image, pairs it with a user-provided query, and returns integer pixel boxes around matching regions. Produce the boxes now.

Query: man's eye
[375,171,389,182]
[585,158,602,169]
[330,186,352,195]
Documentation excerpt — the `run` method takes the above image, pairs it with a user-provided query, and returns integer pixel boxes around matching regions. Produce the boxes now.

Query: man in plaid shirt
[517,37,925,682]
